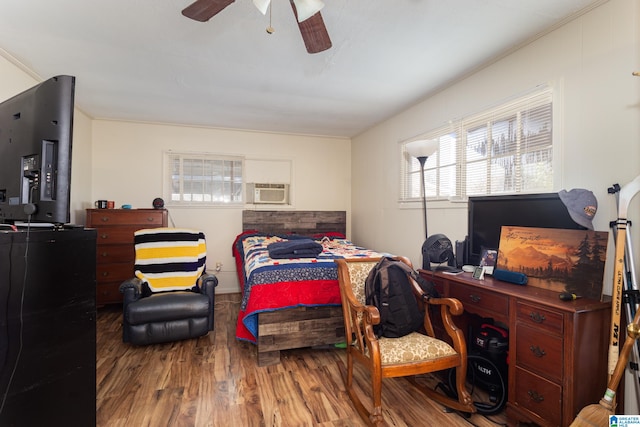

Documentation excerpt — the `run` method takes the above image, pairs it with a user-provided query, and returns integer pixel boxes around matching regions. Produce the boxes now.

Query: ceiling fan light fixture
[253,0,271,15]
[292,0,325,22]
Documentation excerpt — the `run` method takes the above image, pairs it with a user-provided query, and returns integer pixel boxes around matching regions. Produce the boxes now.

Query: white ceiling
[0,0,605,138]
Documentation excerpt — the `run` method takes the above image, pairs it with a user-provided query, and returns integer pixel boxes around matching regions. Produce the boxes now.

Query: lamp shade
[292,0,325,22]
[405,139,438,159]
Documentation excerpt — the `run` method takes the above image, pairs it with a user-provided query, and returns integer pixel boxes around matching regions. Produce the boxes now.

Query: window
[401,87,553,202]
[165,152,243,205]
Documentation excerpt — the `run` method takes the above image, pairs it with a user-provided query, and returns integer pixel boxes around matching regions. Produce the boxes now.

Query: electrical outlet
[215,261,223,272]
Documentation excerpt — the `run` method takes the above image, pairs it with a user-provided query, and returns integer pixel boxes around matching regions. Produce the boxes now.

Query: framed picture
[497,226,608,299]
[479,248,497,275]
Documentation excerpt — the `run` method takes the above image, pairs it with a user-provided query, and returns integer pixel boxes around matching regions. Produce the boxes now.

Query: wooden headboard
[242,210,346,236]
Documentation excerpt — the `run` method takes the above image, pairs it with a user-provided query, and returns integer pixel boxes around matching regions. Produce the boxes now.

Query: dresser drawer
[516,301,563,335]
[96,244,134,264]
[97,282,124,305]
[513,367,562,426]
[516,324,563,381]
[87,209,166,226]
[96,263,134,283]
[95,227,142,245]
[449,283,509,320]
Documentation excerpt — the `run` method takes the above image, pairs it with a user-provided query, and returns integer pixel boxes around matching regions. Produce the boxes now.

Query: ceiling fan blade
[182,0,235,22]
[290,3,332,54]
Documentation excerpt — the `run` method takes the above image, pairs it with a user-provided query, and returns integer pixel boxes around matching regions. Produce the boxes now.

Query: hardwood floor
[96,294,509,427]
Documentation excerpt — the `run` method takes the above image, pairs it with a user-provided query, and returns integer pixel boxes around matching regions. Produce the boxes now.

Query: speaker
[455,238,467,268]
[493,269,528,285]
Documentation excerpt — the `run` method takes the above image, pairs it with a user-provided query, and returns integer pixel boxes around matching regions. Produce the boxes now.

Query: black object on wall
[467,193,584,266]
[0,228,96,426]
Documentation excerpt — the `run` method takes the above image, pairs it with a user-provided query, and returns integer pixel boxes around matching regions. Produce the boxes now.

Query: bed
[234,210,385,366]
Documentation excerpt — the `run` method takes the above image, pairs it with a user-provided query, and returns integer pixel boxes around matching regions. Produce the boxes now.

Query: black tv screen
[467,193,584,266]
[0,75,75,225]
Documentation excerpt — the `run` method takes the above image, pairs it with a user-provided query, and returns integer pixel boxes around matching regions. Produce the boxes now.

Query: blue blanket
[267,239,323,259]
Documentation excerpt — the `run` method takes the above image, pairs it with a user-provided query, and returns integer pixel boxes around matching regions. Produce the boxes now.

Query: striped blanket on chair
[134,228,207,293]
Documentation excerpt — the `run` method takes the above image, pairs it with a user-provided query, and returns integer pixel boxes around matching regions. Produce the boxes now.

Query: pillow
[312,231,346,240]
[134,228,206,293]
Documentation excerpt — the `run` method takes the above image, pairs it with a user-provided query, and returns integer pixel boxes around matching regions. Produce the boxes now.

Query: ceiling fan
[181,0,332,54]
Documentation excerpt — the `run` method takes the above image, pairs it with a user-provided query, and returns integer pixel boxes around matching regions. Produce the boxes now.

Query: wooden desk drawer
[96,244,134,263]
[449,284,509,319]
[516,324,563,381]
[513,367,562,426]
[88,209,165,226]
[516,301,563,335]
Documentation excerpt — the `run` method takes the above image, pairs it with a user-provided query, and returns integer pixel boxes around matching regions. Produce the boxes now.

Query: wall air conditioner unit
[247,183,289,204]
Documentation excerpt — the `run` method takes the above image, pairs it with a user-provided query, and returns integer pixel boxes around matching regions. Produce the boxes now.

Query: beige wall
[0,54,352,295]
[352,0,640,289]
[90,120,351,293]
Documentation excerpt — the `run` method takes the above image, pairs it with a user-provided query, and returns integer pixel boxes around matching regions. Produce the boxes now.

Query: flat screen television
[0,75,75,225]
[466,193,585,266]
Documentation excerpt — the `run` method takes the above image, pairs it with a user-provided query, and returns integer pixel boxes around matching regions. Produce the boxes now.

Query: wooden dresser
[86,208,167,306]
[423,270,610,427]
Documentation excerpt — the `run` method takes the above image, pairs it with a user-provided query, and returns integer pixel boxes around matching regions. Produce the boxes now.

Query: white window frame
[400,87,555,202]
[164,151,244,206]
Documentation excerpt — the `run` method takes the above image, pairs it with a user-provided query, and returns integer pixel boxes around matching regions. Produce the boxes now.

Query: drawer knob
[530,345,546,358]
[100,217,110,222]
[469,294,481,303]
[527,390,544,402]
[529,312,546,323]
[100,234,109,239]
[102,272,109,277]
[147,217,155,222]
[101,252,108,257]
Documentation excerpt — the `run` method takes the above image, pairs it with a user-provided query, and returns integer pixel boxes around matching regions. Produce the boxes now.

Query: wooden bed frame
[241,210,347,366]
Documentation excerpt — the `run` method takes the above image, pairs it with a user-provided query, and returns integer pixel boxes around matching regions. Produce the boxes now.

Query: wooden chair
[335,257,475,426]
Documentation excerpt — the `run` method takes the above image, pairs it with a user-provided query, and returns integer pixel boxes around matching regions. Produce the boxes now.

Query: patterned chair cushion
[134,228,206,293]
[346,259,458,364]
[377,332,457,364]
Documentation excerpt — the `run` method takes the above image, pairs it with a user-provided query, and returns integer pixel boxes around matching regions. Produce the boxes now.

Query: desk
[422,270,610,427]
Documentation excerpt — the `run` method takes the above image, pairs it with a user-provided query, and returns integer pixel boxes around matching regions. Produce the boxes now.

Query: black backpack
[364,257,439,338]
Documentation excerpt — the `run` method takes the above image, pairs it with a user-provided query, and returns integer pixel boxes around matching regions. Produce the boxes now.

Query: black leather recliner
[119,228,218,345]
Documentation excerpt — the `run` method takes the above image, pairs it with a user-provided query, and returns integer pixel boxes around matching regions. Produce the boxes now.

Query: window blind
[400,87,553,202]
[166,152,244,204]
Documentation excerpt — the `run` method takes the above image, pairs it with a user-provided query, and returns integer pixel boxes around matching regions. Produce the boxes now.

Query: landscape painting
[497,226,609,300]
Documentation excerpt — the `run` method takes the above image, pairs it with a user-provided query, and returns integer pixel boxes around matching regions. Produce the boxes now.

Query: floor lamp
[405,139,439,240]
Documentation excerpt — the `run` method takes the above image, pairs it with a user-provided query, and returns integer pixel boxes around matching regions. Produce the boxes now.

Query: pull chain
[266,3,274,34]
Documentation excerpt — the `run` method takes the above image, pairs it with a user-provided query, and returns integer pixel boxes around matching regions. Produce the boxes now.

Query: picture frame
[479,248,498,275]
[497,226,608,299]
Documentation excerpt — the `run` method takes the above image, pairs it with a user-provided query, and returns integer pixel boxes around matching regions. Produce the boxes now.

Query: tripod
[608,178,640,405]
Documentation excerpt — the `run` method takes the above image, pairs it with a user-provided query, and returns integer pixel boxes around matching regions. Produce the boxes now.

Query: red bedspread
[233,231,383,343]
